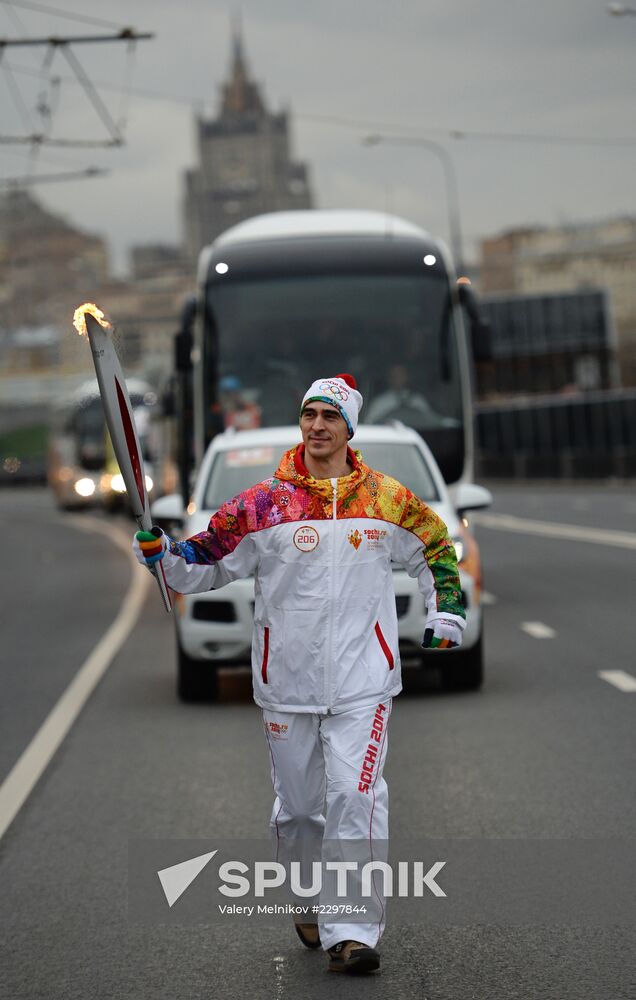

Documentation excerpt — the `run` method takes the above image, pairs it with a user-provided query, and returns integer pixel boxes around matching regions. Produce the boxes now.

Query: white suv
[151,425,492,700]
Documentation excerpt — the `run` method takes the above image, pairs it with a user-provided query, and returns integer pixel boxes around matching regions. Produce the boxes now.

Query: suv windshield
[203,441,439,510]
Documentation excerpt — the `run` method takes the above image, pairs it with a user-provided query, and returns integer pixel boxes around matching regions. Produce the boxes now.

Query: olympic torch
[73,303,172,613]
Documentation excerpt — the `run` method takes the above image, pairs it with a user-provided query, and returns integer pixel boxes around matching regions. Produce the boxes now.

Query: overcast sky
[1,0,635,274]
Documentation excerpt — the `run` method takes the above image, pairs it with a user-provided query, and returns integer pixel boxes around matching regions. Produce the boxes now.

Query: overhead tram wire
[58,42,124,144]
[0,22,151,184]
[0,164,108,186]
[1,0,46,181]
[0,28,152,148]
[0,29,153,46]
[35,39,59,137]
[0,2,631,151]
[297,112,636,148]
[1,0,28,36]
[442,126,636,148]
[2,54,635,150]
[115,31,137,135]
[0,134,123,147]
[0,137,107,189]
[0,47,33,129]
[1,0,124,30]
[2,140,83,165]
[4,58,201,105]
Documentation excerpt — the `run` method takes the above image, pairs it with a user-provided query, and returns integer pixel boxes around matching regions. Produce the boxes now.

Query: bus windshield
[205,272,465,482]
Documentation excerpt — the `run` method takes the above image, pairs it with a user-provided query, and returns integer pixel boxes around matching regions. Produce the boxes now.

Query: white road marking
[0,516,151,842]
[521,621,557,639]
[472,511,636,550]
[480,591,498,605]
[598,670,636,693]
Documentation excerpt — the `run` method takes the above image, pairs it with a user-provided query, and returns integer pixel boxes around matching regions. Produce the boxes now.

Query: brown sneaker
[294,920,321,949]
[327,940,380,974]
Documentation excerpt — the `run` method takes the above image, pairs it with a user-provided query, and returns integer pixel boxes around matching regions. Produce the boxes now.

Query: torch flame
[73,302,112,337]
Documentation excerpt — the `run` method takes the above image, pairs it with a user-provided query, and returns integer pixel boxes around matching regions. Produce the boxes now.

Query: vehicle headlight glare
[74,477,96,497]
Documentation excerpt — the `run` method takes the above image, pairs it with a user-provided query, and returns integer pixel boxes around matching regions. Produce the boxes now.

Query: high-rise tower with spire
[182,23,313,261]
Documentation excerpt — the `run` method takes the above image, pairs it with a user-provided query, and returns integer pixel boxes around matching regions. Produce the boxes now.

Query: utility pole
[362,134,465,274]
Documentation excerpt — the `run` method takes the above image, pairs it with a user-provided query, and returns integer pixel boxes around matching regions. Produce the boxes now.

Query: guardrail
[475,389,636,479]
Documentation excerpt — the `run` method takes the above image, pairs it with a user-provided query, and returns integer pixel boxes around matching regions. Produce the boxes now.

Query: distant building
[479,227,538,294]
[1,324,60,372]
[479,217,636,386]
[0,189,109,333]
[130,243,187,282]
[182,25,313,263]
[0,190,192,388]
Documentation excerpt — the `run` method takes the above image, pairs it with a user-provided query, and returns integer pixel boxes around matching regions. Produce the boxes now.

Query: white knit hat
[300,373,363,439]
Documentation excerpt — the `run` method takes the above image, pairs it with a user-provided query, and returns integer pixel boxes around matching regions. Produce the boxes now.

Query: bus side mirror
[175,326,193,373]
[160,375,176,418]
[175,294,196,372]
[458,284,493,362]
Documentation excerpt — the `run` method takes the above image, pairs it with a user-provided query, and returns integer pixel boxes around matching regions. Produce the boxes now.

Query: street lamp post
[362,133,464,274]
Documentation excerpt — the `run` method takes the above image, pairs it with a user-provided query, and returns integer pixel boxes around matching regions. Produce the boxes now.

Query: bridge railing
[475,389,636,479]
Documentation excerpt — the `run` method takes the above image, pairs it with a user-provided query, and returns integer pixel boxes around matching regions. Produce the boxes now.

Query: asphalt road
[1,484,634,1000]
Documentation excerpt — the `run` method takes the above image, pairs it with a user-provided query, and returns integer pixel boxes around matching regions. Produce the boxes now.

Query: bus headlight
[145,475,154,492]
[74,477,96,497]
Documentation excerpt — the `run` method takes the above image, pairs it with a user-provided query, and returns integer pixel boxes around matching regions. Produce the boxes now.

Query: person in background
[219,375,262,430]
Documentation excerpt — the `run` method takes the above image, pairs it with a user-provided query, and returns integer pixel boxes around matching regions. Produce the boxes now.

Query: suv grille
[192,601,237,623]
[194,597,416,624]
[395,596,410,619]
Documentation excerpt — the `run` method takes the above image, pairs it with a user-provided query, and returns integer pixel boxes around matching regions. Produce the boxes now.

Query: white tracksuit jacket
[157,444,466,715]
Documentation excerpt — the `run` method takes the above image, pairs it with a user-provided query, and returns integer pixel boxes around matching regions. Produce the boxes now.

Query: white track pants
[262,698,393,950]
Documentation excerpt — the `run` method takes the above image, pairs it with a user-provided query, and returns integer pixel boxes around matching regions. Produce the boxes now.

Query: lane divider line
[598,670,636,693]
[472,512,636,550]
[0,515,151,842]
[520,621,556,639]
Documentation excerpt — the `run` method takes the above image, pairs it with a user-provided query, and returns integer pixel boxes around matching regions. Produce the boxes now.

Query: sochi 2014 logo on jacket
[267,721,289,741]
[348,529,362,550]
[364,527,388,550]
[293,525,320,552]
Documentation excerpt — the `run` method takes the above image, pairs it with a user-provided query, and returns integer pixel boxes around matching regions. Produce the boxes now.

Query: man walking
[134,373,465,974]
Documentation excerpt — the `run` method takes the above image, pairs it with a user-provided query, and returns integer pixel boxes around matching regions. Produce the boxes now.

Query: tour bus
[47,378,159,511]
[175,210,490,499]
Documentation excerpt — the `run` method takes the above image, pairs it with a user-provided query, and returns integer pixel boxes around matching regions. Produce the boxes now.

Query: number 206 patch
[293,525,320,552]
